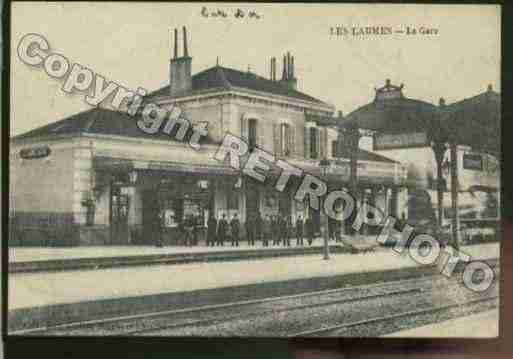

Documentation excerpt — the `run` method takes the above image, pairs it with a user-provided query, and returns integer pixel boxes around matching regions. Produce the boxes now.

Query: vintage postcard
[7,2,500,338]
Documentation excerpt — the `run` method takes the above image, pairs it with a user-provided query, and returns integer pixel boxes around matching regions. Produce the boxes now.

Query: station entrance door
[110,187,130,244]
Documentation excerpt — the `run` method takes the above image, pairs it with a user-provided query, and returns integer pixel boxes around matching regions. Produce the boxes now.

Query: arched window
[310,127,319,159]
[248,118,258,151]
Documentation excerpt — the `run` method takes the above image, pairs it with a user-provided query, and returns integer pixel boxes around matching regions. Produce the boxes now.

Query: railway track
[289,295,499,337]
[14,270,498,336]
[15,275,429,335]
[125,286,422,336]
[134,280,498,337]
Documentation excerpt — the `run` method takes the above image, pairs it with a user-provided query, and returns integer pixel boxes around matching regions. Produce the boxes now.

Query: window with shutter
[280,124,286,155]
[290,125,296,157]
[280,123,292,157]
[240,116,248,141]
[274,123,281,157]
[248,119,258,151]
[320,127,328,159]
[304,126,310,159]
[331,140,338,158]
[310,127,319,159]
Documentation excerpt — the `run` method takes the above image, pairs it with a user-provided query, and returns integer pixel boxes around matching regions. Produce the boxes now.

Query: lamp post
[431,139,447,227]
[449,141,461,251]
[431,99,462,250]
[319,157,331,260]
[430,99,449,229]
[338,121,361,237]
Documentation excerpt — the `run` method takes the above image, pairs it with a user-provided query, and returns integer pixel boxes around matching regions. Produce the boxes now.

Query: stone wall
[10,139,77,246]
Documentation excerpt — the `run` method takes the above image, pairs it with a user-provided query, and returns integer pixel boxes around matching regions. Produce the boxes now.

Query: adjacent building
[345,80,500,239]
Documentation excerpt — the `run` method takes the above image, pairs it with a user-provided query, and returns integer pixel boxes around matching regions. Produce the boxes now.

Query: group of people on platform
[205,212,343,247]
[154,211,346,247]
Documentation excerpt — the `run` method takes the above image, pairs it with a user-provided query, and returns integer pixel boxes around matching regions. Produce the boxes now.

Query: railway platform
[8,242,499,332]
[9,236,383,273]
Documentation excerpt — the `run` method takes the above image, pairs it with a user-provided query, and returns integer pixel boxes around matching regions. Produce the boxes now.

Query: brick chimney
[269,57,277,81]
[169,26,192,97]
[278,52,297,90]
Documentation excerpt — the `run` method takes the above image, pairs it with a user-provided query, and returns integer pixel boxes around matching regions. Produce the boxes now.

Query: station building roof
[13,107,399,165]
[146,65,331,106]
[13,65,331,143]
[12,107,217,145]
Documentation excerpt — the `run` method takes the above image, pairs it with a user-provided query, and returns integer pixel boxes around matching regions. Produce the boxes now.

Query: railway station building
[9,28,407,246]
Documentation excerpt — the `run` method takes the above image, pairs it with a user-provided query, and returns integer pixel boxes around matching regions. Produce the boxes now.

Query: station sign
[19,146,51,159]
[373,131,428,150]
[463,153,483,171]
[329,160,350,175]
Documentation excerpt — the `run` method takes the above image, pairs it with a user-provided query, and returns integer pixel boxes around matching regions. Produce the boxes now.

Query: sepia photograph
[6,2,501,340]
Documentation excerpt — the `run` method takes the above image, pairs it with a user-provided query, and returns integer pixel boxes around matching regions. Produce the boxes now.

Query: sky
[10,2,500,136]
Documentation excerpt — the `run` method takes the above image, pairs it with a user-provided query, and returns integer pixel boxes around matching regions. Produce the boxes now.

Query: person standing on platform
[328,217,336,242]
[225,214,232,245]
[335,219,342,243]
[296,215,304,246]
[272,215,280,246]
[230,213,240,247]
[305,216,314,246]
[217,213,228,246]
[192,215,200,246]
[283,216,291,247]
[183,214,195,247]
[278,215,284,246]
[278,215,285,246]
[255,212,263,246]
[207,214,217,247]
[246,215,255,246]
[262,214,271,247]
[155,210,164,247]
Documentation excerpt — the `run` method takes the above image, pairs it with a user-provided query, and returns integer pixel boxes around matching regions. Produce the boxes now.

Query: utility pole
[431,98,449,228]
[431,140,447,227]
[346,122,361,237]
[335,115,360,238]
[449,141,460,250]
[319,158,331,260]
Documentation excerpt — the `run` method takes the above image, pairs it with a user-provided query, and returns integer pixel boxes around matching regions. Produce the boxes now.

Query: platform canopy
[344,80,438,134]
[440,85,500,157]
[339,80,440,151]
[342,80,500,156]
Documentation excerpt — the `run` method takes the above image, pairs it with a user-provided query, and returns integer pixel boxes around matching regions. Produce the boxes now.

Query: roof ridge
[128,64,331,105]
[13,107,99,139]
[446,89,500,108]
[83,107,101,132]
